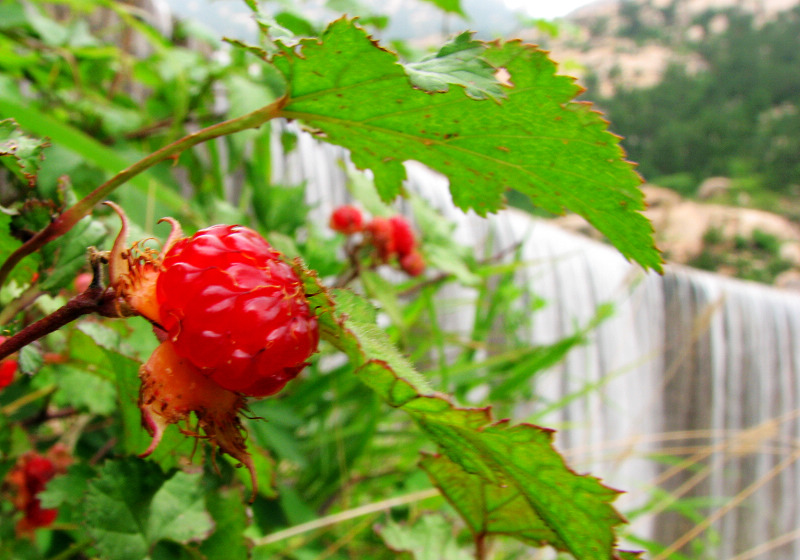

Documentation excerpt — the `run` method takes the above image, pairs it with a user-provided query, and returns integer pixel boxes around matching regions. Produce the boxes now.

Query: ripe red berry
[0,336,17,389]
[366,217,396,261]
[329,205,364,234]
[157,224,319,397]
[105,203,319,498]
[4,447,70,537]
[400,250,426,277]
[388,216,417,257]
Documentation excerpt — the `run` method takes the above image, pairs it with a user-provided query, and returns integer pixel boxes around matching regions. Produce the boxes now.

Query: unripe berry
[329,205,364,234]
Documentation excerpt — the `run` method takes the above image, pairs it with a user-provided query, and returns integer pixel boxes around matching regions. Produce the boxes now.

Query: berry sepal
[138,340,258,498]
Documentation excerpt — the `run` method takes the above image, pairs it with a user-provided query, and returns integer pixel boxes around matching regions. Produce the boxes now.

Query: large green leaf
[273,19,661,271]
[299,265,632,560]
[83,458,213,560]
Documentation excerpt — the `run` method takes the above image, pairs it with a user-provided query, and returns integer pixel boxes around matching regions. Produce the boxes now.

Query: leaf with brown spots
[273,19,661,271]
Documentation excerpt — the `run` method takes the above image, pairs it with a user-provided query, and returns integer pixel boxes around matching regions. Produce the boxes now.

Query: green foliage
[0,1,661,558]
[83,459,214,560]
[303,272,627,559]
[597,5,800,194]
[0,119,48,186]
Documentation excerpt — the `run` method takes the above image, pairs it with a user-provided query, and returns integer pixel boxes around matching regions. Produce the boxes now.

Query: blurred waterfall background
[275,127,800,559]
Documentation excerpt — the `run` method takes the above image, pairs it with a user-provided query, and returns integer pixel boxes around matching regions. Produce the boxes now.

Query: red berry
[0,359,16,389]
[23,456,55,494]
[0,336,17,389]
[400,250,426,277]
[157,224,319,397]
[388,216,417,257]
[329,205,364,234]
[4,448,70,537]
[74,272,93,293]
[105,203,319,499]
[366,217,396,261]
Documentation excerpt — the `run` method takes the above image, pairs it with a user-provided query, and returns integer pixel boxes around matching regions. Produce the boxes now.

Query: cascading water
[273,125,800,558]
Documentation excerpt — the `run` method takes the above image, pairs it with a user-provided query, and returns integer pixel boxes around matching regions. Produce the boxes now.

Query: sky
[503,0,596,19]
[165,0,603,42]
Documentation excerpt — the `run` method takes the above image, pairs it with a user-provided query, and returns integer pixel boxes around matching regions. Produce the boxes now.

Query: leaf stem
[0,97,287,287]
[255,488,440,545]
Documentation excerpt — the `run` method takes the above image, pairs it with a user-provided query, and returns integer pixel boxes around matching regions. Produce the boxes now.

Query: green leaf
[0,97,185,213]
[405,32,505,100]
[0,214,40,289]
[0,118,48,186]
[39,463,95,508]
[17,345,43,375]
[273,19,661,271]
[377,514,473,560]
[299,266,629,560]
[39,215,105,293]
[420,454,559,545]
[199,487,252,560]
[83,458,213,560]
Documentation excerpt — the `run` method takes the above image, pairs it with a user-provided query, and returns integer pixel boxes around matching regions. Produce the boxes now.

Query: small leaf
[0,118,48,186]
[0,214,41,288]
[39,463,95,508]
[17,345,43,375]
[39,215,105,293]
[377,514,473,560]
[83,458,213,560]
[405,32,505,100]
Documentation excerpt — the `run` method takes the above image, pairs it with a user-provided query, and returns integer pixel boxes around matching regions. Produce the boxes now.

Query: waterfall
[274,126,800,559]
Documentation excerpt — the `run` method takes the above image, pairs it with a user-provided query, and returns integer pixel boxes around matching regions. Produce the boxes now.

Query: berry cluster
[4,446,71,537]
[330,205,425,276]
[106,203,319,496]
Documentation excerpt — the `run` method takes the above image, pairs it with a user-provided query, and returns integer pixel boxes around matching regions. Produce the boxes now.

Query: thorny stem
[0,97,287,288]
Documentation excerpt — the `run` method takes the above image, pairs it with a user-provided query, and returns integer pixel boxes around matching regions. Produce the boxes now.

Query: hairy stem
[0,97,287,287]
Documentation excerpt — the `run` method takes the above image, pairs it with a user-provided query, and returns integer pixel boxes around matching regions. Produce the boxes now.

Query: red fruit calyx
[329,205,364,234]
[106,203,319,499]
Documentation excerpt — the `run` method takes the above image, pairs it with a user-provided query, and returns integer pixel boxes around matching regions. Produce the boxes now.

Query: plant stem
[475,532,488,560]
[0,285,112,362]
[0,97,286,288]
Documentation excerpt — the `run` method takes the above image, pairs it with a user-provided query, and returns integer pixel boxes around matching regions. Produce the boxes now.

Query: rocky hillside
[525,0,800,95]
[528,0,800,285]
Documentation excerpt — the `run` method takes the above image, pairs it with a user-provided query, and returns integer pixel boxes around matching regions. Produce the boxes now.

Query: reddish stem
[0,284,115,362]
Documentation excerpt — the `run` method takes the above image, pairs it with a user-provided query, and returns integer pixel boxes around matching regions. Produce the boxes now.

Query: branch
[0,97,287,287]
